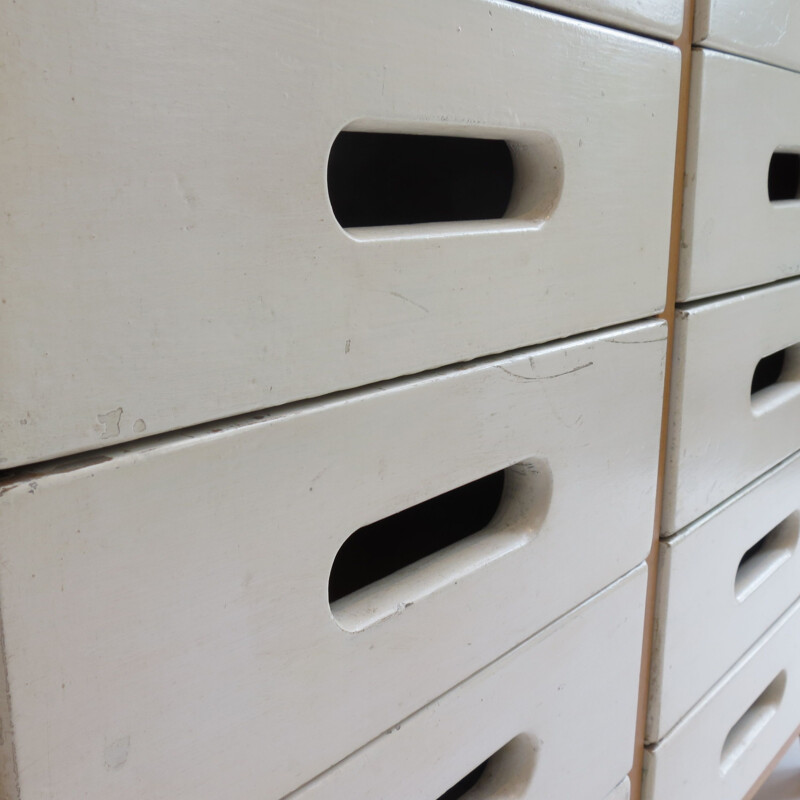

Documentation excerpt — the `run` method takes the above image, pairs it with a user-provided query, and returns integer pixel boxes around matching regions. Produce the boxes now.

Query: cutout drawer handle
[327,125,563,236]
[750,345,800,415]
[435,735,535,800]
[328,459,552,632]
[735,512,800,602]
[721,671,786,775]
[768,151,800,203]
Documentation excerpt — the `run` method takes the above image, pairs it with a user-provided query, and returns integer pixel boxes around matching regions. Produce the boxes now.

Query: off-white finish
[0,0,680,468]
[289,568,647,800]
[679,50,800,301]
[649,452,800,743]
[662,279,800,534]
[606,778,632,800]
[695,0,800,73]
[516,0,682,39]
[0,321,666,800]
[643,595,800,800]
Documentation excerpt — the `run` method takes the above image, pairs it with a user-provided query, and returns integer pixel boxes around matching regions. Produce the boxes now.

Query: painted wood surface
[679,50,800,301]
[606,777,632,800]
[695,0,800,73]
[662,278,800,534]
[286,568,646,800]
[0,0,679,468]
[0,321,665,800]
[643,594,800,800]
[649,451,800,743]
[514,0,682,38]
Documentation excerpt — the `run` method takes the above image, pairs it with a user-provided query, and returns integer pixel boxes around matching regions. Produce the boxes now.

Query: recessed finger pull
[327,126,563,235]
[768,151,800,202]
[329,460,552,631]
[720,672,786,774]
[435,736,536,800]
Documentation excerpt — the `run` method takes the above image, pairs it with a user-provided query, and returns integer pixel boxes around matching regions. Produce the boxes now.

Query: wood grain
[629,1,695,796]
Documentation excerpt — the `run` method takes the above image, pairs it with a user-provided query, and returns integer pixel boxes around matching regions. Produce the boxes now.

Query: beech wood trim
[631,5,800,799]
[628,2,695,798]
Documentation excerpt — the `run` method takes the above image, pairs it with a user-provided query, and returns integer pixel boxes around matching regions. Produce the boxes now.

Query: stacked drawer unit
[0,1,680,798]
[646,3,800,798]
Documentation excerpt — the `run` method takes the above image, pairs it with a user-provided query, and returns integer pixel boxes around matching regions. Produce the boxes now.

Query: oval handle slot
[735,512,800,602]
[327,126,562,236]
[328,132,513,228]
[768,150,800,202]
[436,735,535,800]
[750,345,800,414]
[329,460,552,632]
[720,671,786,774]
[438,761,488,800]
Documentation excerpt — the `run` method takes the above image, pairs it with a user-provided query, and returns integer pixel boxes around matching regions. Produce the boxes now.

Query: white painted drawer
[663,278,800,533]
[0,0,679,468]
[0,321,665,800]
[643,594,800,800]
[679,50,800,301]
[695,0,800,73]
[287,567,647,800]
[649,452,800,743]
[514,0,682,39]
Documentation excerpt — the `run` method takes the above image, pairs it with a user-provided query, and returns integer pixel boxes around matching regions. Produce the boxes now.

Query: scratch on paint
[496,362,593,381]
[389,291,429,314]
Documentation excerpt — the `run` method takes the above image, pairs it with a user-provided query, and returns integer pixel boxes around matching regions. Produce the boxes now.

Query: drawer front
[644,595,800,800]
[695,0,800,73]
[649,452,800,743]
[0,0,679,468]
[0,322,665,800]
[514,0,682,39]
[663,279,800,533]
[679,50,800,301]
[287,567,647,800]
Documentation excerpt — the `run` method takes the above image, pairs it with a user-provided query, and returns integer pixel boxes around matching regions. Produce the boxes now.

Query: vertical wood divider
[628,2,695,798]
[630,7,800,797]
